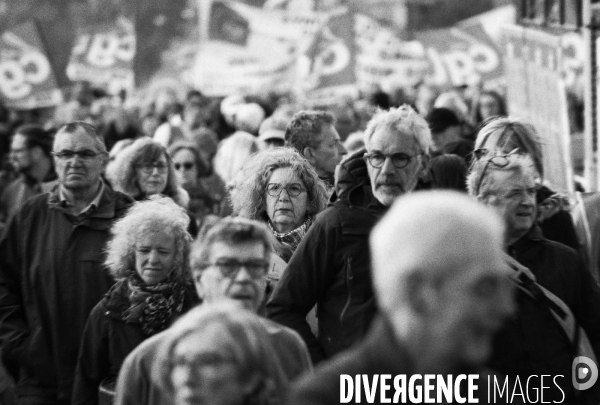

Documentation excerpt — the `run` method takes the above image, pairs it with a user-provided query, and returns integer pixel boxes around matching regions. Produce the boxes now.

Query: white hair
[370,191,505,320]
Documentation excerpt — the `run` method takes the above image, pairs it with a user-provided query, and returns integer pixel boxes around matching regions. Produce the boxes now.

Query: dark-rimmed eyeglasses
[137,162,169,174]
[364,151,423,169]
[52,149,105,161]
[174,162,195,171]
[201,259,269,279]
[266,183,305,197]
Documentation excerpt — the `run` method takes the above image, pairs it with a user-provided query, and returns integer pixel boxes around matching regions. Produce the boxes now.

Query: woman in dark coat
[72,197,199,405]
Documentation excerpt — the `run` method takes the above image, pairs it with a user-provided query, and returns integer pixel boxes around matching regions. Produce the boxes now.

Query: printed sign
[0,20,62,109]
[503,25,573,194]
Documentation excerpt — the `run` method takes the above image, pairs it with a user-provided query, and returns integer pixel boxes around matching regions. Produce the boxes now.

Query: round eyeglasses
[266,183,305,197]
[364,152,423,169]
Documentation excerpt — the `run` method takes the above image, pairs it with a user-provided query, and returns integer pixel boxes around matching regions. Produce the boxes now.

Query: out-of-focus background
[1,0,599,191]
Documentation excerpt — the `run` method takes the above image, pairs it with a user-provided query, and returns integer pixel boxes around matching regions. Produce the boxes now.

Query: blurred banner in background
[192,0,510,102]
[66,15,136,95]
[0,20,62,109]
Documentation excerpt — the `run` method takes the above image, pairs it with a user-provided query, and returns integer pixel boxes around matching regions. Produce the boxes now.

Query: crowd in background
[0,76,596,405]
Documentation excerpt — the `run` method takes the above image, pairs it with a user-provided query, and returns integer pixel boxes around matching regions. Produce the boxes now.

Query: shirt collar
[59,179,106,216]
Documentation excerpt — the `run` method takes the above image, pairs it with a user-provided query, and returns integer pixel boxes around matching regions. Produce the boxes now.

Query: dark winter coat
[266,148,385,363]
[71,279,199,405]
[0,184,133,402]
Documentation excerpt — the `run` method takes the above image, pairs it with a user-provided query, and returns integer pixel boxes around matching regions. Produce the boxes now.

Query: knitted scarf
[267,216,312,254]
[122,270,186,336]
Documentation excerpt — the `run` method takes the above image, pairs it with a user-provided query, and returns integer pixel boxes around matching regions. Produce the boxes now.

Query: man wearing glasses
[268,105,432,363]
[114,217,311,405]
[468,152,600,404]
[0,121,133,405]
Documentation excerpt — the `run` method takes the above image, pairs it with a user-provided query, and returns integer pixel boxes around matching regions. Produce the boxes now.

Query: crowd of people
[0,78,597,405]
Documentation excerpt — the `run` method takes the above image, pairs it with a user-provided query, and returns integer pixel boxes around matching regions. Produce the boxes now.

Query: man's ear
[303,147,317,166]
[418,153,431,180]
[405,272,436,315]
[193,272,206,300]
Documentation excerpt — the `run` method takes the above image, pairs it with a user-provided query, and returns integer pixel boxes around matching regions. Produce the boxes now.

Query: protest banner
[502,25,573,194]
[0,20,62,109]
[66,15,136,94]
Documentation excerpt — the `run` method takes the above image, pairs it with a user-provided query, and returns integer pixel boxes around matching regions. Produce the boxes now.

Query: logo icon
[573,356,598,390]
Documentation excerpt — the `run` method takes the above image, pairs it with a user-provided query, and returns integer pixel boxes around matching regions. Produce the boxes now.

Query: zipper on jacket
[340,256,353,327]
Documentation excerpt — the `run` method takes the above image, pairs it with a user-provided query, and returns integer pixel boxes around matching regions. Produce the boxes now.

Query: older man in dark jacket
[267,105,432,363]
[0,122,133,405]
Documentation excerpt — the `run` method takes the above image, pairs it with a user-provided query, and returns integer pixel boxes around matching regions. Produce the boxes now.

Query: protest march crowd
[0,51,599,405]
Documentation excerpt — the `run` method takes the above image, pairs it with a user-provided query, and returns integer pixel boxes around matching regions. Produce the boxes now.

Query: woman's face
[265,167,308,233]
[134,228,176,285]
[171,324,257,405]
[173,149,199,188]
[136,153,169,196]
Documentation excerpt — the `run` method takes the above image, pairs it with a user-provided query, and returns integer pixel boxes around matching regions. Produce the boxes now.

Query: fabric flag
[209,1,250,46]
[0,20,62,109]
[300,10,357,104]
[66,16,136,94]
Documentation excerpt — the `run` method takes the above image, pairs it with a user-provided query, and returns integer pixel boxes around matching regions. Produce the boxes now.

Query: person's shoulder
[539,236,579,259]
[260,317,306,347]
[124,329,169,366]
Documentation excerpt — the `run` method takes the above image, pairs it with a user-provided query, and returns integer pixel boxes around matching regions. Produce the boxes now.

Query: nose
[278,189,291,202]
[234,266,253,282]
[380,156,396,175]
[148,250,160,264]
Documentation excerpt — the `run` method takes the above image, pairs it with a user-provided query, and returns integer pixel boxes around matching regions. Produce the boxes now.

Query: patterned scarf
[122,270,187,336]
[267,216,312,253]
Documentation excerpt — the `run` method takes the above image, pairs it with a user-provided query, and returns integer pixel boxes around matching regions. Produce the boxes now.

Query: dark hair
[426,108,460,134]
[285,110,335,153]
[14,124,54,157]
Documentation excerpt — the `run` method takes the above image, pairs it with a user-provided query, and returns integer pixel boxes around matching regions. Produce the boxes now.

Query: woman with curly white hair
[230,147,328,284]
[71,197,200,405]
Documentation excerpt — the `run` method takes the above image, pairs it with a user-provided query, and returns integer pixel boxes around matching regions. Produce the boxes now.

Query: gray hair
[151,301,291,401]
[55,121,107,153]
[104,197,192,280]
[370,191,505,320]
[467,153,539,200]
[285,110,336,153]
[474,117,543,178]
[230,147,328,222]
[364,105,433,155]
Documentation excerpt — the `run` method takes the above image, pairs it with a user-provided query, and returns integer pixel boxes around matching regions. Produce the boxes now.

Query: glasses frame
[174,162,195,171]
[136,162,169,174]
[200,259,269,279]
[364,151,423,169]
[266,183,306,198]
[52,149,106,161]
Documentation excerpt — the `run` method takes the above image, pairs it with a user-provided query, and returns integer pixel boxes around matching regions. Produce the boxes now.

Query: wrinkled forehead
[487,167,537,191]
[367,125,420,154]
[53,128,101,152]
[208,240,268,262]
[268,167,301,184]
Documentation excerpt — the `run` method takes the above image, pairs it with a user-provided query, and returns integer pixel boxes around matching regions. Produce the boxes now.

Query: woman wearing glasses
[230,147,328,285]
[472,116,579,250]
[72,198,199,405]
[167,141,227,224]
[108,137,199,237]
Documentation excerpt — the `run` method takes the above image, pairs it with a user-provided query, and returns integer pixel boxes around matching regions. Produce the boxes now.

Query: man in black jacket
[287,191,515,404]
[267,105,432,363]
[469,152,600,404]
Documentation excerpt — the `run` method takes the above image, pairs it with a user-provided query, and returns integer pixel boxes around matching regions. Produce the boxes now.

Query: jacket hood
[332,148,381,211]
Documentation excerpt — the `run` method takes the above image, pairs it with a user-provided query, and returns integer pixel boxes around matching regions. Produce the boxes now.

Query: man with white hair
[287,191,515,404]
[468,152,600,404]
[268,105,432,363]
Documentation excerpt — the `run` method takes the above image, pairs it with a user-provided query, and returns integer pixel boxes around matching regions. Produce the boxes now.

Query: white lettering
[393,375,406,403]
[409,375,423,403]
[437,375,453,402]
[363,375,378,403]
[553,375,565,403]
[380,374,391,403]
[468,375,479,403]
[454,375,466,403]
[340,375,353,403]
